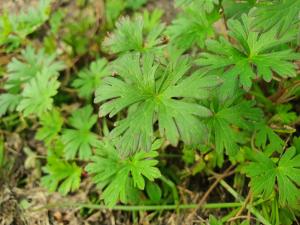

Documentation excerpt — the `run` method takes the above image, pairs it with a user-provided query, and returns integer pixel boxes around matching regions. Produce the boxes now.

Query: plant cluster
[1,0,300,224]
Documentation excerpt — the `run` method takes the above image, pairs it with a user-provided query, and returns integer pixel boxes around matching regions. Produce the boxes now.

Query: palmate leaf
[244,147,300,207]
[95,51,221,155]
[86,140,161,207]
[255,122,284,155]
[141,9,164,34]
[272,104,298,125]
[166,5,218,50]
[2,46,64,117]
[0,93,21,116]
[61,105,100,160]
[0,0,51,50]
[72,59,109,99]
[36,109,64,144]
[250,0,300,34]
[5,46,64,91]
[41,156,82,196]
[198,14,300,89]
[207,93,262,166]
[17,73,60,117]
[103,15,165,54]
[11,0,51,38]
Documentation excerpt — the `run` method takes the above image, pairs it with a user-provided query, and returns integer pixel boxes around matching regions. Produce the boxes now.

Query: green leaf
[250,0,300,34]
[198,14,300,89]
[49,9,64,34]
[293,137,300,155]
[126,0,147,10]
[61,105,100,160]
[103,16,165,54]
[175,0,219,13]
[41,156,82,195]
[0,93,21,116]
[105,0,126,29]
[146,181,162,202]
[207,93,262,165]
[255,123,284,154]
[2,46,64,117]
[279,208,294,225]
[11,0,52,38]
[0,0,51,50]
[5,46,64,91]
[141,9,164,34]
[222,0,256,18]
[209,215,223,225]
[272,104,297,125]
[86,140,161,207]
[63,17,94,55]
[0,12,12,45]
[182,146,195,164]
[72,59,109,99]
[17,73,60,117]
[36,109,64,144]
[244,147,300,207]
[166,6,218,50]
[95,51,220,155]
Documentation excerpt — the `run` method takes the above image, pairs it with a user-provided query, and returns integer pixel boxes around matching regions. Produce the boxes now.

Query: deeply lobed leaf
[166,5,218,50]
[61,105,100,160]
[103,16,165,54]
[198,14,300,89]
[17,73,60,117]
[95,51,221,155]
[86,140,161,207]
[72,59,109,99]
[244,147,300,207]
[42,156,82,195]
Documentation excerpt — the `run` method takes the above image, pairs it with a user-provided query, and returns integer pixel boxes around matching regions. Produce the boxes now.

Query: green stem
[219,180,241,201]
[247,205,272,225]
[159,175,179,205]
[32,202,243,212]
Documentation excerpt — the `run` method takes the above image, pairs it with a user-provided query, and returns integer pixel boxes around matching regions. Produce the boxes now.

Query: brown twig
[228,215,259,223]
[247,193,253,222]
[187,165,235,221]
[230,191,252,225]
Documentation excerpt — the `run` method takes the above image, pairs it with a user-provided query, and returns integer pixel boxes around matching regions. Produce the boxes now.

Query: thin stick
[202,169,233,202]
[219,180,271,225]
[228,215,259,223]
[230,192,251,224]
[186,165,235,221]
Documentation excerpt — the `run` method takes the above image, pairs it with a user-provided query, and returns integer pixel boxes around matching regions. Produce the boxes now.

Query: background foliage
[0,0,300,224]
